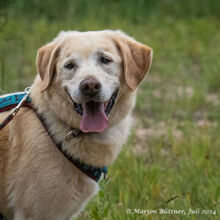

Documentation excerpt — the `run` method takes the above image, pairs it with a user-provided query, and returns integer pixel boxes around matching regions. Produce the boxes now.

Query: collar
[0,92,108,182]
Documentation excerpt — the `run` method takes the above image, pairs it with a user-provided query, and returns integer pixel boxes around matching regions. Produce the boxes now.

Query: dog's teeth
[74,103,83,115]
[104,101,109,109]
[104,90,119,115]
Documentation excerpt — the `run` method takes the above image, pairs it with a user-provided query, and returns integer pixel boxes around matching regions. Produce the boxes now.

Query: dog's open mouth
[73,90,118,133]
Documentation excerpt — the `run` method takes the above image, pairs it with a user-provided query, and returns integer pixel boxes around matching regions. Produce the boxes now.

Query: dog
[0,30,152,219]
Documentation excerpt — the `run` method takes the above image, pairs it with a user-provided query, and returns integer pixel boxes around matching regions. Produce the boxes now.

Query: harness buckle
[65,128,81,140]
[104,171,108,180]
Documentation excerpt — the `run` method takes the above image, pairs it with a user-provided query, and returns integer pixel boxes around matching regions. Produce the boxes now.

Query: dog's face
[36,31,152,133]
[59,32,122,133]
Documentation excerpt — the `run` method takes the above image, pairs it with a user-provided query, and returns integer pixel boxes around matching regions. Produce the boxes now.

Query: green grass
[0,0,219,219]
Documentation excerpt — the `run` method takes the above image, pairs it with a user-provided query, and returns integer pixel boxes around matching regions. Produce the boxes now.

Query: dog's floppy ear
[115,33,153,90]
[36,42,60,92]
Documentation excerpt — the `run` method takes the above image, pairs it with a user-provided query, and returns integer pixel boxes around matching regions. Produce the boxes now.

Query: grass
[0,0,219,219]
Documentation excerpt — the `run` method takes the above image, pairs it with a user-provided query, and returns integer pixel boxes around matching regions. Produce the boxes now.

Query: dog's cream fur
[0,30,152,220]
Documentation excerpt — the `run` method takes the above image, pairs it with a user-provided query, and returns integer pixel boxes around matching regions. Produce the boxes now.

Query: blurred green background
[0,0,219,219]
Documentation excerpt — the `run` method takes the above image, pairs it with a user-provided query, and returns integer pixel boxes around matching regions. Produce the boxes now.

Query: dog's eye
[100,56,112,64]
[64,62,75,70]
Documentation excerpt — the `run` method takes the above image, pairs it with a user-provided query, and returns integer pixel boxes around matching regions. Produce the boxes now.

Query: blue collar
[0,92,108,182]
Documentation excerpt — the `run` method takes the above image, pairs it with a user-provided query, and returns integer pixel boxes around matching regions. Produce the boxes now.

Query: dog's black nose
[80,78,101,97]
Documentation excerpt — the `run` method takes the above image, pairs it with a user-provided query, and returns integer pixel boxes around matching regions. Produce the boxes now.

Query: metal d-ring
[24,86,31,94]
[65,128,81,140]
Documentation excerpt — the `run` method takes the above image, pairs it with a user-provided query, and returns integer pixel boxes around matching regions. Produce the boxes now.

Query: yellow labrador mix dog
[0,30,152,220]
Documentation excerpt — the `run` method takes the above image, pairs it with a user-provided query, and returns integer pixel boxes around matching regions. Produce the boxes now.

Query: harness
[0,89,107,183]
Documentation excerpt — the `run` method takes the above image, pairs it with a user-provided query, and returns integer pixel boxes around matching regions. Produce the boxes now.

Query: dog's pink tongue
[80,102,108,133]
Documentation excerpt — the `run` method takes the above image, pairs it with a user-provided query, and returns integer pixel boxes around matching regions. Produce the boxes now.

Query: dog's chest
[47,173,99,220]
[9,160,99,220]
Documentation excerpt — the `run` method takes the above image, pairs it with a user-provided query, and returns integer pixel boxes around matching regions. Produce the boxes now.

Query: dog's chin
[72,90,118,133]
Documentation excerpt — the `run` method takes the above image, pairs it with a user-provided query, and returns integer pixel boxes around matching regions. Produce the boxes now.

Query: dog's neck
[29,76,134,167]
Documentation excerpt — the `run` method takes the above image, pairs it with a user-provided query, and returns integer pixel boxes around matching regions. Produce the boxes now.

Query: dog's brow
[64,53,83,62]
[96,46,112,52]
[96,50,113,58]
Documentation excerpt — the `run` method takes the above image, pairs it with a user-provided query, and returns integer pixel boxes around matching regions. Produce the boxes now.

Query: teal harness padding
[0,93,31,110]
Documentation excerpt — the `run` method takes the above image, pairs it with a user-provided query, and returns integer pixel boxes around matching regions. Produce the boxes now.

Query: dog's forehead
[59,32,118,58]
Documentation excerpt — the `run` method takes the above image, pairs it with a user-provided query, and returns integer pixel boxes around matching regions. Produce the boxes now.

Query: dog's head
[36,30,152,133]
